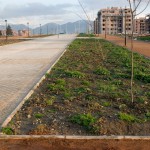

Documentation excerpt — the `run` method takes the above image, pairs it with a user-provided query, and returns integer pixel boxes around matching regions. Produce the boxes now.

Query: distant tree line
[0,25,13,37]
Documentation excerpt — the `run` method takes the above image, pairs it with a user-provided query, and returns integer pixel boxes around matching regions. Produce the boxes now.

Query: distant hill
[0,20,93,34]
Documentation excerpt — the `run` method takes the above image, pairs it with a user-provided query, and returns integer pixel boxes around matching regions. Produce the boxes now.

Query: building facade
[94,7,132,35]
[146,14,150,34]
[134,17,146,34]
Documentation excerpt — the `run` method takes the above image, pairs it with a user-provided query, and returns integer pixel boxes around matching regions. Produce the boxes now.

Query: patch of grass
[46,96,56,106]
[77,33,95,37]
[65,70,84,78]
[94,67,110,75]
[70,113,96,130]
[34,113,44,119]
[2,127,14,135]
[118,112,139,122]
[145,112,150,121]
[112,80,123,85]
[134,70,150,83]
[98,84,117,93]
[102,101,111,107]
[137,36,150,41]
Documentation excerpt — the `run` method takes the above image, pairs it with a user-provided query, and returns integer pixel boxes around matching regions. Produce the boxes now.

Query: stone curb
[1,36,76,129]
[0,135,149,140]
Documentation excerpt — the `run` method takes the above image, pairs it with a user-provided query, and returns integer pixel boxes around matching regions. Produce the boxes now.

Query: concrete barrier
[0,135,150,150]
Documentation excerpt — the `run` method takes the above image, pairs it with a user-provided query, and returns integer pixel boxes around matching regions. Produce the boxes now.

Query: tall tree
[127,0,150,103]
[0,30,2,36]
[6,25,13,36]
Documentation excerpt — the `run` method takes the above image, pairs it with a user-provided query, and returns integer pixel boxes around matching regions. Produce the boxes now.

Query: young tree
[0,30,2,37]
[6,25,13,36]
[127,0,150,102]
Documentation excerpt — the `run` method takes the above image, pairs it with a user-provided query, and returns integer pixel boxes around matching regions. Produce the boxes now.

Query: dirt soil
[0,137,150,150]
[4,38,150,136]
[0,38,30,46]
[99,34,150,58]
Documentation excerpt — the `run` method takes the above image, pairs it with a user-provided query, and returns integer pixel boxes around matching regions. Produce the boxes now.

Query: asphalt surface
[0,34,76,125]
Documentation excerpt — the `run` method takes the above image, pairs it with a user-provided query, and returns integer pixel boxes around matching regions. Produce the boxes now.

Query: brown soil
[98,34,150,58]
[0,38,30,46]
[0,137,150,150]
[5,38,150,136]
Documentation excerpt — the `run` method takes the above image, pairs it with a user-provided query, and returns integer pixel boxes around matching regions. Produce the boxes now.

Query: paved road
[0,34,76,125]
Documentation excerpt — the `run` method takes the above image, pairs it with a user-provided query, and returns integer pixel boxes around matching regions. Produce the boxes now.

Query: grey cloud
[0,3,74,18]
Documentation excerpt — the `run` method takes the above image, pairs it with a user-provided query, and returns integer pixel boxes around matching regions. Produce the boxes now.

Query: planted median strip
[3,38,150,135]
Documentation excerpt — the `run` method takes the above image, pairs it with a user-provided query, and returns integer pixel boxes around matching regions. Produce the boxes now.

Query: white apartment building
[94,7,132,35]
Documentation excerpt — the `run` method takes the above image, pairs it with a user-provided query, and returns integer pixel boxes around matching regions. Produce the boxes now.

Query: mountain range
[0,20,93,34]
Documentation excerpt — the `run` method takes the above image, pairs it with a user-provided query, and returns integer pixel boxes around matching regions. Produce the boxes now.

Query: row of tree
[0,25,13,36]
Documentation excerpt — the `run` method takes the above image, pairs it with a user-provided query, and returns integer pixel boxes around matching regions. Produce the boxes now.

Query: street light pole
[40,24,41,36]
[47,25,49,35]
[27,22,29,37]
[5,20,7,41]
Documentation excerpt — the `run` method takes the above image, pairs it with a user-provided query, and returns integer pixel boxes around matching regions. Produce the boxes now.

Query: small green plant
[2,127,14,135]
[74,87,91,94]
[145,112,150,120]
[82,80,90,86]
[134,70,150,83]
[65,70,84,78]
[70,113,96,130]
[34,113,44,119]
[98,84,117,93]
[102,101,111,107]
[112,80,123,85]
[118,112,139,122]
[55,79,66,86]
[47,109,56,113]
[46,96,56,106]
[94,67,110,75]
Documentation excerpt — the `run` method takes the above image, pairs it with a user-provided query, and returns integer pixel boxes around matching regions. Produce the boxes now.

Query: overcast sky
[0,0,149,27]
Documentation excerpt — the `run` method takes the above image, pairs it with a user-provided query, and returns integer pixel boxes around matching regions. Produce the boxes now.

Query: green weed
[70,113,96,130]
[2,127,14,135]
[65,70,84,78]
[46,96,56,106]
[34,113,44,119]
[94,67,110,75]
[118,112,139,122]
[102,101,111,107]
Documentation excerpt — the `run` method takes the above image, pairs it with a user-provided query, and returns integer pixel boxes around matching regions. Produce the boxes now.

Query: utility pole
[5,20,7,41]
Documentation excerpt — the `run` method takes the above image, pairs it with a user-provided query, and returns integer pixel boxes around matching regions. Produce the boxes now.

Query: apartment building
[134,17,146,34]
[94,7,132,35]
[146,14,150,34]
[18,30,30,36]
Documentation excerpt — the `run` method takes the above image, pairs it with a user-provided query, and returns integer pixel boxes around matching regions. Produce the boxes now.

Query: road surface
[0,34,76,126]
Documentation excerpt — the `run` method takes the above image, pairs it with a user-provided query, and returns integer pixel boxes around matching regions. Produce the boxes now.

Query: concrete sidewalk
[0,34,76,126]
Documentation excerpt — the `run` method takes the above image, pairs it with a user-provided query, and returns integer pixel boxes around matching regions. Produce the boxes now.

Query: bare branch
[133,0,142,12]
[135,0,150,16]
[77,0,92,28]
